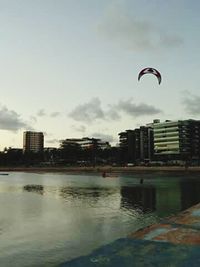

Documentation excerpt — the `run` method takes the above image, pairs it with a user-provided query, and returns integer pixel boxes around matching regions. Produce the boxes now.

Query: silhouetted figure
[102,172,106,178]
[140,178,144,184]
[185,161,189,170]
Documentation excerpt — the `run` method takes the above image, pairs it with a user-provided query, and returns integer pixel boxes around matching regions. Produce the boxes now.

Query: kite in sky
[138,67,162,84]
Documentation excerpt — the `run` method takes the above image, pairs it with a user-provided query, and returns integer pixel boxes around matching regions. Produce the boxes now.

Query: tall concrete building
[153,119,200,162]
[23,131,44,153]
[118,126,153,164]
[118,130,135,163]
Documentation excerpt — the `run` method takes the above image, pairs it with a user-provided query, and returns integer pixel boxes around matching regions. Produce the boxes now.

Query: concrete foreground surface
[60,203,200,267]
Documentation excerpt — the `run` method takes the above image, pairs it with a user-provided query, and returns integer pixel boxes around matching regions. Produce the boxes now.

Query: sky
[0,0,200,149]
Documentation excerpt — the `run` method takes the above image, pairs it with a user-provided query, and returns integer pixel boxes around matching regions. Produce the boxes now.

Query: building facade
[60,137,110,150]
[23,131,44,153]
[118,126,153,164]
[153,119,200,162]
[118,130,135,163]
[59,137,111,165]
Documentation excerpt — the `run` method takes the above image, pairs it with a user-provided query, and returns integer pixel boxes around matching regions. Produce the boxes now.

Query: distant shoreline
[0,166,200,174]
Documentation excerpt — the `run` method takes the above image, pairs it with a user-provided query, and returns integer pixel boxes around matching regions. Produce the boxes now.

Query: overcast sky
[0,0,199,149]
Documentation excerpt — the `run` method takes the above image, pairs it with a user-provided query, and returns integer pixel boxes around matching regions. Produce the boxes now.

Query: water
[0,172,200,266]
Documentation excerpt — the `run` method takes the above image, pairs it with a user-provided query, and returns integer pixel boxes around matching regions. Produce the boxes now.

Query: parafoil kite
[138,67,161,84]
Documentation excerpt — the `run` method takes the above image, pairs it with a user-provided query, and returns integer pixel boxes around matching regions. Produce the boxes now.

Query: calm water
[1,172,200,266]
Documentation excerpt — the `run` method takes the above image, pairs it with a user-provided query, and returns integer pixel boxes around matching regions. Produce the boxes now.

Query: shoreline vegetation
[0,166,199,173]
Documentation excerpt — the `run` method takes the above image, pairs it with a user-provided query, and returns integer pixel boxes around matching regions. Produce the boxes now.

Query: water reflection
[23,184,44,195]
[180,179,200,210]
[1,173,200,267]
[120,177,200,217]
[20,178,200,217]
[59,187,117,201]
[120,186,156,213]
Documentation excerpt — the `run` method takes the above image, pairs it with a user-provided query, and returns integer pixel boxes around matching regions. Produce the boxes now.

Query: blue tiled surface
[60,203,200,267]
[60,238,200,267]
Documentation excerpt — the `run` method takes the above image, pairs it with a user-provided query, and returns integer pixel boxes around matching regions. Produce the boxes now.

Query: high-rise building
[139,126,154,161]
[153,119,200,161]
[118,126,153,164]
[118,130,135,163]
[23,131,44,153]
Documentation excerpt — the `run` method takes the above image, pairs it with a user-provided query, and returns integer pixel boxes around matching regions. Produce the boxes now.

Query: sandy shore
[0,166,199,173]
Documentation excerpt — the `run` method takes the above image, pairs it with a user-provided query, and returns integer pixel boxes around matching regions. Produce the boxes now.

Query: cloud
[50,112,60,118]
[97,5,183,52]
[91,132,114,143]
[69,98,162,123]
[116,99,162,116]
[71,125,86,133]
[106,108,121,120]
[36,110,61,118]
[182,92,200,115]
[0,106,32,131]
[37,109,46,117]
[69,97,105,122]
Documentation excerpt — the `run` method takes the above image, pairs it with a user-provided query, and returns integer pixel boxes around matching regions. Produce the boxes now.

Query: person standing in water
[102,172,106,178]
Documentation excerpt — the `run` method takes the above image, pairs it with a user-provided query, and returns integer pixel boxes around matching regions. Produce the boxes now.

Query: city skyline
[2,117,200,151]
[0,1,200,149]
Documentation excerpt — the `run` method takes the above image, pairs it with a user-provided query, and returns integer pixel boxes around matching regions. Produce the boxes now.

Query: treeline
[0,146,120,167]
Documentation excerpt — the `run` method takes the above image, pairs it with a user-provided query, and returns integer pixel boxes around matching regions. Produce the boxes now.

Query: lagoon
[0,172,200,266]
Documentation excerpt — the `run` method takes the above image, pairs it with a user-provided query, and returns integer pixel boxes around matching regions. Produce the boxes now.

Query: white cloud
[116,99,162,116]
[69,97,105,123]
[0,105,32,131]
[69,97,162,123]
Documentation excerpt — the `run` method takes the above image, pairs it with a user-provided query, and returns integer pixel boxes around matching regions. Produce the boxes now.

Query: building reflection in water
[22,178,200,218]
[155,180,181,217]
[120,185,156,213]
[120,178,200,217]
[180,179,200,210]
